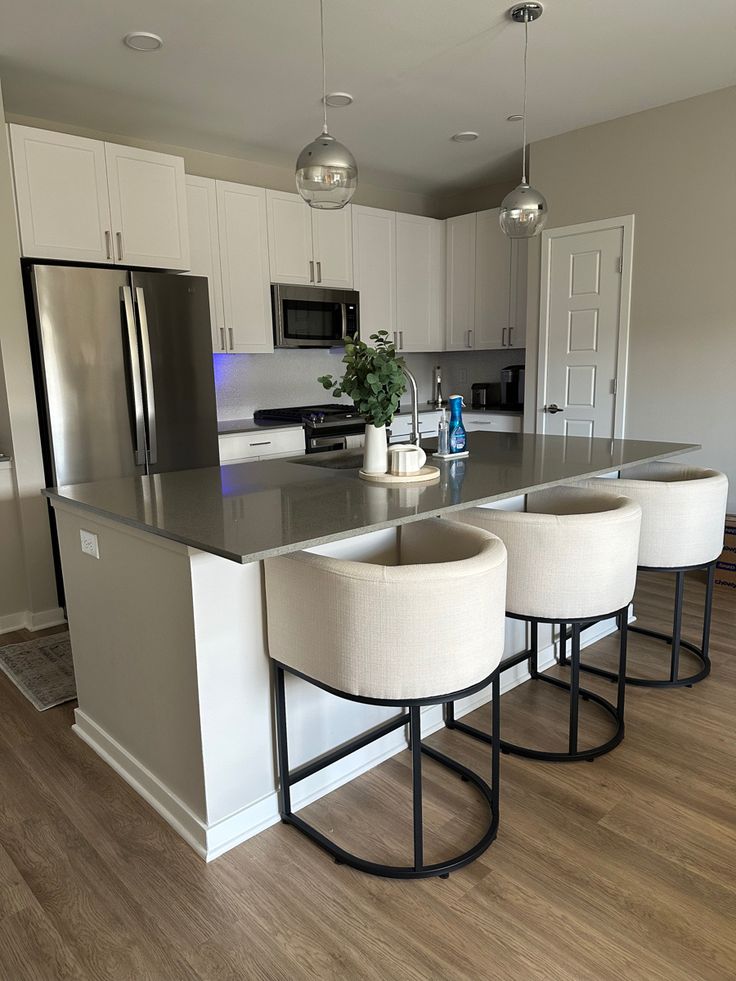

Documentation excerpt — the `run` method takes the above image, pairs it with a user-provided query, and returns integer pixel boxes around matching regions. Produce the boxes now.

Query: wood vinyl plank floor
[0,574,734,980]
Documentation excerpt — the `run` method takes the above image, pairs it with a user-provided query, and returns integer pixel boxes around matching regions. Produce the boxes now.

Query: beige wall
[433,179,517,220]
[524,85,736,510]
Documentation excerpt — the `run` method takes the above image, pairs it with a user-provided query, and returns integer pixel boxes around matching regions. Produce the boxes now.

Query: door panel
[541,225,624,438]
[311,206,353,287]
[131,272,219,473]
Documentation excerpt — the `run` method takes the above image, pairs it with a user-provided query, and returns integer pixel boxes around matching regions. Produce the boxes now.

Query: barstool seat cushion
[575,464,728,568]
[449,488,641,621]
[264,518,507,701]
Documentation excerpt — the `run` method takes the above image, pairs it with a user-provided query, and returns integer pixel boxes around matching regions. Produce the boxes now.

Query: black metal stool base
[577,562,716,689]
[273,665,501,880]
[446,608,629,764]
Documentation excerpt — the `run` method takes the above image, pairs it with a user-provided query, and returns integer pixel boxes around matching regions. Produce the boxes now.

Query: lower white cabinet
[463,412,522,434]
[218,427,304,464]
[388,410,442,442]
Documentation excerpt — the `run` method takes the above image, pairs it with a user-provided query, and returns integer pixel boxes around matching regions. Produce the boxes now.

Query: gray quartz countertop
[218,418,304,435]
[44,433,697,565]
[396,404,523,416]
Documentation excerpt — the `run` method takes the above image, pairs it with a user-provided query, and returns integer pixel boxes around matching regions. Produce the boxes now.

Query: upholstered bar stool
[263,518,507,879]
[445,488,642,762]
[575,463,728,688]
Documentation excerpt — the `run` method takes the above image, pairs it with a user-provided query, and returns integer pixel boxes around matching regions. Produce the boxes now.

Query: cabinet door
[216,181,273,354]
[352,206,396,340]
[474,208,511,350]
[185,176,225,352]
[509,239,528,348]
[266,190,313,285]
[9,124,112,263]
[105,143,189,270]
[311,206,353,287]
[445,213,476,350]
[396,213,444,352]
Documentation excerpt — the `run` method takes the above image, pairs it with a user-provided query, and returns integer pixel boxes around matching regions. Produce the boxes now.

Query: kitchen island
[45,432,696,860]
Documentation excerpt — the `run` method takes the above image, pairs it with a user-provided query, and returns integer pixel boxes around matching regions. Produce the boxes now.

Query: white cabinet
[474,208,511,349]
[216,181,273,354]
[463,411,522,434]
[395,214,445,352]
[266,190,353,287]
[352,206,396,339]
[105,143,189,270]
[9,124,190,270]
[10,125,113,263]
[389,410,442,442]
[445,213,476,350]
[219,427,304,463]
[509,239,527,349]
[185,176,225,351]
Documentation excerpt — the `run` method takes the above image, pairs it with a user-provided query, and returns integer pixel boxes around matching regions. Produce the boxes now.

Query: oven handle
[341,303,348,341]
[310,435,347,450]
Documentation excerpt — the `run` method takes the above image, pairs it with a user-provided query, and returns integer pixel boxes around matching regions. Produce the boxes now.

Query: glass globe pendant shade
[295,131,358,210]
[499,181,548,238]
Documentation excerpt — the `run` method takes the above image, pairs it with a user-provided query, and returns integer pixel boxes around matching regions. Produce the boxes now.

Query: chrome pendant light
[295,0,358,209]
[499,2,548,238]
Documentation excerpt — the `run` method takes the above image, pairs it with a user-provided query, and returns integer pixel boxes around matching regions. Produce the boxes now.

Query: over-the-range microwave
[271,284,359,348]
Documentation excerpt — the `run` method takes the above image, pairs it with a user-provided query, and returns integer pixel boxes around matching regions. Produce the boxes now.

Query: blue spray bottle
[448,394,467,454]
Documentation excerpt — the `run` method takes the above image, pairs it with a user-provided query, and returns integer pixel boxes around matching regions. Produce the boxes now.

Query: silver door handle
[228,327,235,350]
[219,327,226,351]
[105,230,112,260]
[121,286,147,466]
[309,260,314,283]
[316,260,322,283]
[545,403,564,414]
[116,231,124,261]
[502,327,507,346]
[135,287,157,465]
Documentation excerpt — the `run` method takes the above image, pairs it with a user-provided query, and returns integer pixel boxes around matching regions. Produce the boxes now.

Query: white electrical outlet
[80,529,99,559]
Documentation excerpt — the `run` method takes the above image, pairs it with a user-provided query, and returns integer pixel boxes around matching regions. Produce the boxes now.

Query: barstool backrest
[451,488,641,621]
[576,463,728,568]
[264,518,507,701]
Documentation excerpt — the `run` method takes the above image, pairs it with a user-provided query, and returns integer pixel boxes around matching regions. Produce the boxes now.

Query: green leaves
[315,332,407,427]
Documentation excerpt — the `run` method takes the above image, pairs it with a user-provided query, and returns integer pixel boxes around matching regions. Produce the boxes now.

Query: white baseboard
[0,606,66,636]
[73,614,627,863]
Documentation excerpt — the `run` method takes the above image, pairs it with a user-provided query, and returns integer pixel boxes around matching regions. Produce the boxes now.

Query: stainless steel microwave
[271,284,359,348]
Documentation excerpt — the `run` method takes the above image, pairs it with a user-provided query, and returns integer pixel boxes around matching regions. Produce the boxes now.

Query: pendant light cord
[320,0,328,134]
[521,11,529,184]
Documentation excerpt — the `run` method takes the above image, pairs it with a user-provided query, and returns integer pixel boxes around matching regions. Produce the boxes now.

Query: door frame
[536,214,635,438]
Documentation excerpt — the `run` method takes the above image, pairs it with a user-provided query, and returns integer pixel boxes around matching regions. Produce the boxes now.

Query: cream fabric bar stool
[264,518,507,879]
[575,463,728,688]
[446,488,642,762]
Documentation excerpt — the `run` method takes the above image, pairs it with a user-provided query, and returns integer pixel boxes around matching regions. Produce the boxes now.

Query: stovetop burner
[254,404,361,427]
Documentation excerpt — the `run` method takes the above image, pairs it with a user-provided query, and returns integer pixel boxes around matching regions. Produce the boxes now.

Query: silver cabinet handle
[116,231,124,261]
[249,441,272,447]
[502,327,507,346]
[219,327,226,351]
[316,260,322,283]
[121,286,147,466]
[545,403,564,414]
[399,330,404,349]
[393,331,398,347]
[309,260,314,283]
[509,326,514,346]
[135,287,157,465]
[466,329,474,348]
[105,230,112,260]
[228,327,235,350]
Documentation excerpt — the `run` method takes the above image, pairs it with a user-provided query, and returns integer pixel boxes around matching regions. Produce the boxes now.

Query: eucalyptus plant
[318,331,407,428]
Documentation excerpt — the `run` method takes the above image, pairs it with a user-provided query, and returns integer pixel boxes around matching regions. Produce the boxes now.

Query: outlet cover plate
[80,529,99,559]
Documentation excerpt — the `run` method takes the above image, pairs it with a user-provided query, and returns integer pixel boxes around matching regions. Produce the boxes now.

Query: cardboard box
[715,514,736,591]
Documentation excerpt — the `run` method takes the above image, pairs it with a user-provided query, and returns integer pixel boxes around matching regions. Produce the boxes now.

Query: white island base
[54,499,622,861]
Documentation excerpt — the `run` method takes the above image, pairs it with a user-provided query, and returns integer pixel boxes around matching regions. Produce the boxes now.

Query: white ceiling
[0,0,734,194]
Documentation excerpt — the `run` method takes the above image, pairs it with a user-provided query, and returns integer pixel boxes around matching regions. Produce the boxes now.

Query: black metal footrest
[579,624,710,689]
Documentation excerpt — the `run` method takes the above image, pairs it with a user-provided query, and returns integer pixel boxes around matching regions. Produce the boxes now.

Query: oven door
[272,285,359,348]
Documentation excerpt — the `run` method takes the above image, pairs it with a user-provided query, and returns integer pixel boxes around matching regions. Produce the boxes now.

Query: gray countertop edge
[43,441,698,566]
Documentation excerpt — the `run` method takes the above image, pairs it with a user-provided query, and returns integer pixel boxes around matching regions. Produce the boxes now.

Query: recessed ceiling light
[123,32,163,52]
[322,92,353,108]
[452,131,479,142]
[507,114,524,122]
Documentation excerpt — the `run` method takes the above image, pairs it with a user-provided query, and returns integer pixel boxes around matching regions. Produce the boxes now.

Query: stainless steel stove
[253,404,365,454]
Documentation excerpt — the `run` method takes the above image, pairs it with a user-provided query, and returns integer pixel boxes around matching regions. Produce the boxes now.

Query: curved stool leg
[579,562,715,689]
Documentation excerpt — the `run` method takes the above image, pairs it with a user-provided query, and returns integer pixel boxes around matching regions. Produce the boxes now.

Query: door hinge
[616,256,623,274]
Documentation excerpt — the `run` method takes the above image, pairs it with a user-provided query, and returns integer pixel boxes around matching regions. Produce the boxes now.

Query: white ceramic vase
[363,423,388,474]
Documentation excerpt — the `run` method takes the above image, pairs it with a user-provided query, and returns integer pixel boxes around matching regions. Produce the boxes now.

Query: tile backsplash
[214,348,525,420]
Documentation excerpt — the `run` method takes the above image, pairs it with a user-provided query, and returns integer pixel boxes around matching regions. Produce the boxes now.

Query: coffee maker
[500,365,525,409]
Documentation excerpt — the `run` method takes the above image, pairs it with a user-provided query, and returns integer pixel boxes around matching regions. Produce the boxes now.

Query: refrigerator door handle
[121,286,147,466]
[135,287,158,466]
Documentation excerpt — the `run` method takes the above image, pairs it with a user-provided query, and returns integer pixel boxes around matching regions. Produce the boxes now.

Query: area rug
[0,633,76,710]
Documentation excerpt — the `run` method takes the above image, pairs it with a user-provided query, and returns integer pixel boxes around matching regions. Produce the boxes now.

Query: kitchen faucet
[401,364,421,447]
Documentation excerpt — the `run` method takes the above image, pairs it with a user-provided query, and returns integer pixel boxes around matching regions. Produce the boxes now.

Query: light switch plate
[80,529,99,559]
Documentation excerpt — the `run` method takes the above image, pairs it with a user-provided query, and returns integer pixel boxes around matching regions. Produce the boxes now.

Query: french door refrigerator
[27,263,220,488]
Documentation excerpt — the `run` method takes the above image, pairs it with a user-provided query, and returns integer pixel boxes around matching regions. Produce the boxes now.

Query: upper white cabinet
[10,125,113,264]
[395,213,445,352]
[217,181,273,354]
[266,190,353,287]
[352,206,396,339]
[185,175,225,351]
[105,144,189,270]
[474,208,511,349]
[9,124,190,270]
[445,213,477,350]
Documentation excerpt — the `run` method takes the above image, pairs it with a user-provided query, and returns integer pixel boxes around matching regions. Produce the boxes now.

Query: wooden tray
[359,465,441,484]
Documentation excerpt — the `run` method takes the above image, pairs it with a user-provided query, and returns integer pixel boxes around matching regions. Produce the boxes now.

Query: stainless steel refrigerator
[27,263,220,488]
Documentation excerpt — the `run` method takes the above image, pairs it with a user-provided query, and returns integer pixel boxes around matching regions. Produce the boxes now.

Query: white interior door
[537,216,634,439]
